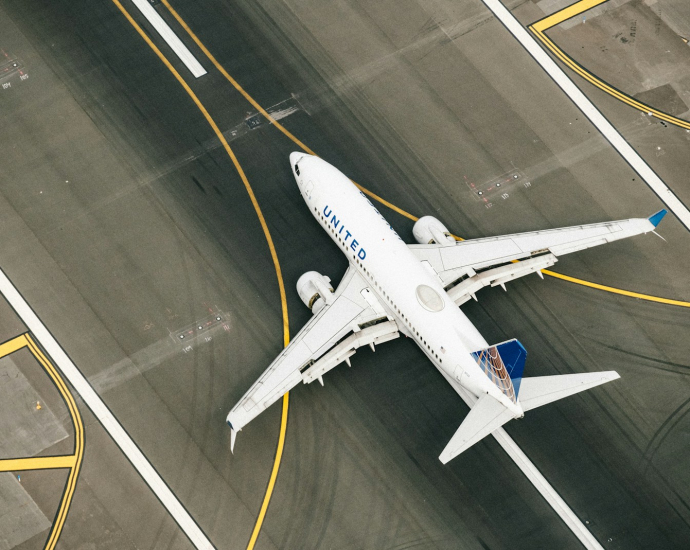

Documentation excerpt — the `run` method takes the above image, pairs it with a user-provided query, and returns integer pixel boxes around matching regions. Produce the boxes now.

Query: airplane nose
[290,152,307,166]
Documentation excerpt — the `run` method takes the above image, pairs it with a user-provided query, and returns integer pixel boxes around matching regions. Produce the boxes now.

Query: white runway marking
[130,0,207,78]
[482,0,690,232]
[0,267,215,550]
[491,428,603,550]
[475,1,679,548]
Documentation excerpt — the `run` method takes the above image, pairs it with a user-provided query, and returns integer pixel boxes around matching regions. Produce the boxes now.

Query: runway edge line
[0,267,216,550]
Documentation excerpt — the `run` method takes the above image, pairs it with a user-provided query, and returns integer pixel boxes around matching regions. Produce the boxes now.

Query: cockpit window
[295,165,300,175]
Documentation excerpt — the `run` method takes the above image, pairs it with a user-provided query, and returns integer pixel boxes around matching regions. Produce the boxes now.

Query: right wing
[410,210,667,304]
[227,266,398,448]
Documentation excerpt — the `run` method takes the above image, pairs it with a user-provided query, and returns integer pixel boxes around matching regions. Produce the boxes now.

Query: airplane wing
[227,266,399,448]
[409,210,666,305]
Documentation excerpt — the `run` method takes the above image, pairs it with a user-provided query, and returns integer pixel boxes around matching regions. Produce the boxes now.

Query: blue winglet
[648,209,668,228]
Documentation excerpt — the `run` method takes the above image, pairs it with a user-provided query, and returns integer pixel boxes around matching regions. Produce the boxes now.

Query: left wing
[410,210,666,304]
[227,266,398,449]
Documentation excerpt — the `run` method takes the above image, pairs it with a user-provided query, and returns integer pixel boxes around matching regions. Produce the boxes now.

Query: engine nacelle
[412,216,455,246]
[296,271,334,315]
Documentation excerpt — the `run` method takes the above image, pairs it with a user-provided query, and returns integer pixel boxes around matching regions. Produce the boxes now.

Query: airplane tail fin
[471,338,527,403]
[440,340,619,463]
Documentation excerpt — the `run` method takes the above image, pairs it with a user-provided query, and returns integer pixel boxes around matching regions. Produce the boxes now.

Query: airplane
[227,152,667,464]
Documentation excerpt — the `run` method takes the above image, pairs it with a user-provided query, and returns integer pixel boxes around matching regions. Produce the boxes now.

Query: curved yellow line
[529,2,690,130]
[122,2,690,545]
[353,183,418,222]
[160,0,316,159]
[158,0,690,310]
[246,393,289,550]
[0,333,85,550]
[25,334,85,550]
[110,3,293,548]
[541,269,690,307]
[110,0,289,347]
[169,6,690,308]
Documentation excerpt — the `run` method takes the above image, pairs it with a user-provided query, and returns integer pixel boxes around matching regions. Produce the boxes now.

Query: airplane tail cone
[230,428,237,454]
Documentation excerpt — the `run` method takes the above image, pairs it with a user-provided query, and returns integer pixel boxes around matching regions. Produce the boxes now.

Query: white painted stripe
[454,380,602,549]
[491,428,604,550]
[481,0,690,232]
[0,268,215,550]
[130,0,206,78]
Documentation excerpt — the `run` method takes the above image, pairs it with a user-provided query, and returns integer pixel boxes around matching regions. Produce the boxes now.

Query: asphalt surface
[0,0,689,549]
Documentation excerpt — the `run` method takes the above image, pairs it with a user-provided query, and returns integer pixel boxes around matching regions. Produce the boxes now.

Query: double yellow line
[0,333,84,550]
[530,0,690,129]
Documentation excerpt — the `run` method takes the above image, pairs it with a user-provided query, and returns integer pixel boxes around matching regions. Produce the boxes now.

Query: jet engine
[412,216,456,246]
[296,271,334,315]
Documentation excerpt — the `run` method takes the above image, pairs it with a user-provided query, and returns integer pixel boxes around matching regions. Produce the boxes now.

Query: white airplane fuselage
[291,153,522,416]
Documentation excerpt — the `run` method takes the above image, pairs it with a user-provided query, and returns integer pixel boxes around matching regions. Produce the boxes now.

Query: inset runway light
[198,326,203,330]
[179,335,185,339]
[216,316,221,321]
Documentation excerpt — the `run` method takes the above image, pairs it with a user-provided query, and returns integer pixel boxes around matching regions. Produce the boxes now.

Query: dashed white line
[0,267,215,550]
[481,0,690,232]
[130,0,207,78]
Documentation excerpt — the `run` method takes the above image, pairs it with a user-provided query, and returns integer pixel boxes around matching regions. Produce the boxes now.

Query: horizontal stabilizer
[439,394,516,464]
[519,371,620,412]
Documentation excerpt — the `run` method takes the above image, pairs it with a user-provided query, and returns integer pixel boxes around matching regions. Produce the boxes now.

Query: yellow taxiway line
[160,0,316,159]
[530,0,690,130]
[110,2,291,548]
[112,1,690,547]
[531,0,607,33]
[0,455,77,471]
[0,333,85,550]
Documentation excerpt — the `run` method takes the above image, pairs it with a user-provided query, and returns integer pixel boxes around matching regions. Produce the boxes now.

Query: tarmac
[0,0,689,548]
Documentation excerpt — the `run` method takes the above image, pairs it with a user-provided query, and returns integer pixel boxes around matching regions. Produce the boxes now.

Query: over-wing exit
[227,153,667,463]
